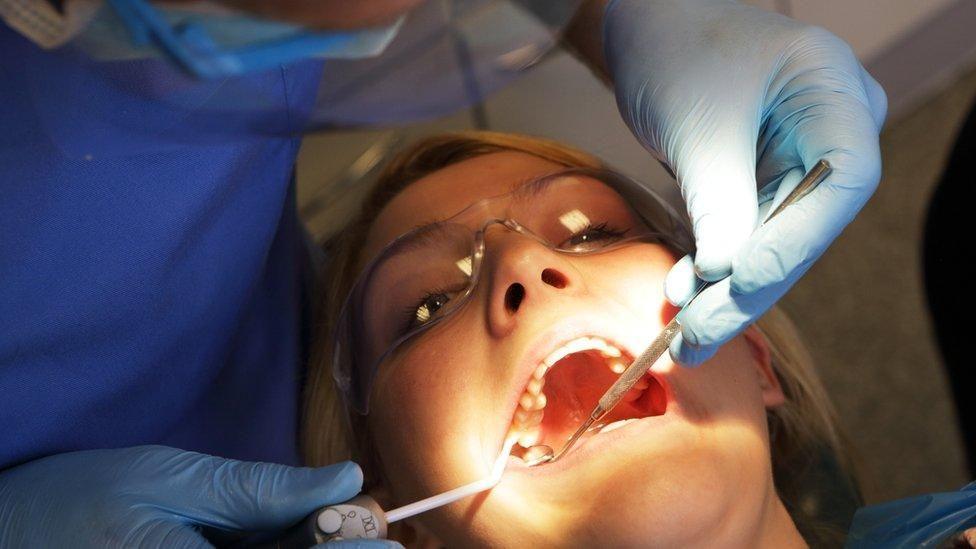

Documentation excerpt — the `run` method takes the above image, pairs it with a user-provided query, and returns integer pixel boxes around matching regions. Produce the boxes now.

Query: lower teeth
[598,418,637,434]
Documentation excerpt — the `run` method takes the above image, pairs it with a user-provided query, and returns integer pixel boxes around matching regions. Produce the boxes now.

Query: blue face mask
[71,0,403,78]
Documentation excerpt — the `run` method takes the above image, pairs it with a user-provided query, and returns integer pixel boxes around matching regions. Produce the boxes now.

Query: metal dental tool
[529,160,833,465]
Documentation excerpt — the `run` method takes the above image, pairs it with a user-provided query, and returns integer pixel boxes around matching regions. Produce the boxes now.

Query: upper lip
[495,316,649,458]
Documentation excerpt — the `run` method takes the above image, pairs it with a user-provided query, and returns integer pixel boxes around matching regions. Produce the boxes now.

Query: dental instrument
[526,160,833,465]
[260,438,518,546]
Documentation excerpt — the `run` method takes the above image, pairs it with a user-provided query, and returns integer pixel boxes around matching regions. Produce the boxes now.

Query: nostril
[505,283,525,313]
[541,268,568,289]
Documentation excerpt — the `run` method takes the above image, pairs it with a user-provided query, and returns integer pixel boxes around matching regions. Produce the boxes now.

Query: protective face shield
[311,0,582,127]
[2,0,402,76]
[83,0,404,78]
[331,168,695,415]
[3,0,580,135]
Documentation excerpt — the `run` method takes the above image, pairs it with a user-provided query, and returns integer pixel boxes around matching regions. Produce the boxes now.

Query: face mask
[1,0,403,78]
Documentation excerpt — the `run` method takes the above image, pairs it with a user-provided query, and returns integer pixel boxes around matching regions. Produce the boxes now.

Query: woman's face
[360,152,789,547]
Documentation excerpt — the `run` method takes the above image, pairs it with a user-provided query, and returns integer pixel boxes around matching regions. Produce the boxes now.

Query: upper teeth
[542,336,621,367]
[509,336,627,448]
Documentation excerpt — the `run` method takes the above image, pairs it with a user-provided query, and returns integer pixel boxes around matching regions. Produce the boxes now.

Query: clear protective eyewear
[333,168,694,415]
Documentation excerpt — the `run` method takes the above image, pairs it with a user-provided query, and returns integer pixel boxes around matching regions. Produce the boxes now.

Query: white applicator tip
[384,437,517,524]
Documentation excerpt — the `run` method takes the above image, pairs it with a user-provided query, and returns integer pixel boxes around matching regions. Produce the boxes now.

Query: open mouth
[505,336,668,463]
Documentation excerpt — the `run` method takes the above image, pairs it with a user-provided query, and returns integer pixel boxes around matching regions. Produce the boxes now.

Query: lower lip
[505,411,677,476]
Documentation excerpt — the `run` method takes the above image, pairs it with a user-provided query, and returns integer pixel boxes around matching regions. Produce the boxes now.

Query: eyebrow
[509,173,561,203]
[389,221,454,255]
[407,220,445,236]
[387,173,567,254]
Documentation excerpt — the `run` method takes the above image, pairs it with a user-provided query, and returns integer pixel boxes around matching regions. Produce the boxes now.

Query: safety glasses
[333,168,693,415]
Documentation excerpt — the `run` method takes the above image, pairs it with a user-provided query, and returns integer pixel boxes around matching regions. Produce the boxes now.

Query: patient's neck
[706,482,806,549]
[754,490,807,549]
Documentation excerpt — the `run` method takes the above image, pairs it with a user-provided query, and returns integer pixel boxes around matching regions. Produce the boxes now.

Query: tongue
[537,350,666,448]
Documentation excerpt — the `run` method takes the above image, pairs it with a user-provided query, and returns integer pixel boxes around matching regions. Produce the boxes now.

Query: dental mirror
[522,445,554,466]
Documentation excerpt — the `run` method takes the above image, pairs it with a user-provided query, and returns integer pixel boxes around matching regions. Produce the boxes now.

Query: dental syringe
[534,160,833,464]
[256,438,518,547]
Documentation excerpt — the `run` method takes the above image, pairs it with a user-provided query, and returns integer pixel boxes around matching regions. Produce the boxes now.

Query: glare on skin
[359,152,804,547]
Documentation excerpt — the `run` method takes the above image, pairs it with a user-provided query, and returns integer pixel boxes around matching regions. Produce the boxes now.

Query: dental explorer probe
[252,437,518,547]
[536,160,833,464]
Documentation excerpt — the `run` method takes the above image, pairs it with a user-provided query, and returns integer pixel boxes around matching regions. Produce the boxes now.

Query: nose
[483,229,579,336]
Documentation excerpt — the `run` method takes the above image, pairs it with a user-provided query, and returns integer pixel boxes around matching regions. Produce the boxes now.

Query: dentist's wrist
[562,0,612,83]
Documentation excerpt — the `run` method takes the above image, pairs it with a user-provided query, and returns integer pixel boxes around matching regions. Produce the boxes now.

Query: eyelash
[399,286,453,334]
[566,222,628,246]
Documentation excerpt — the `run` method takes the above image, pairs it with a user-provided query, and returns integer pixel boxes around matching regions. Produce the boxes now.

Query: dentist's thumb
[185,457,365,531]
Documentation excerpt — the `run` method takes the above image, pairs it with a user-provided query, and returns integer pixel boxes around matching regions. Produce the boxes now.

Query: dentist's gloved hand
[605,0,886,364]
[0,445,396,548]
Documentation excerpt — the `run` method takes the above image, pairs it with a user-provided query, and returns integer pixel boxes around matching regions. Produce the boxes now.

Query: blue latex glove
[0,445,398,548]
[605,0,887,364]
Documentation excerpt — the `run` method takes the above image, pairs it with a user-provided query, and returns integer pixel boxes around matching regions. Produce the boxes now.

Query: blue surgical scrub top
[0,26,323,469]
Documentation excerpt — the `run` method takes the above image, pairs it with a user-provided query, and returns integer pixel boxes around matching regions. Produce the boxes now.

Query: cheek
[368,318,502,501]
[582,245,677,325]
[584,428,767,542]
[670,336,770,428]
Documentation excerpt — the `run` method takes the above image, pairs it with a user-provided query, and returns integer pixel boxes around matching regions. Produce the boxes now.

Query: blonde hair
[302,131,857,545]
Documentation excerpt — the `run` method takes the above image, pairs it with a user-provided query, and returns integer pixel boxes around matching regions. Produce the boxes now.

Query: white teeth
[517,425,541,447]
[532,364,547,380]
[601,345,622,358]
[524,410,543,426]
[519,392,546,411]
[541,336,624,368]
[598,418,637,434]
[515,336,628,418]
[508,336,630,449]
[543,337,591,366]
[527,378,543,394]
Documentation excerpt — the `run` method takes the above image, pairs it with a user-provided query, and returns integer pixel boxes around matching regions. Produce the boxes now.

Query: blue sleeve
[0,25,325,468]
[846,482,976,548]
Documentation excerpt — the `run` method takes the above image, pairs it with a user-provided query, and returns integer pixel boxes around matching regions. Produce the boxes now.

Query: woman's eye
[564,223,627,250]
[403,291,452,331]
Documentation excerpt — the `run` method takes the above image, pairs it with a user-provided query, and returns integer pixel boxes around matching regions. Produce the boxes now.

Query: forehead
[363,151,571,260]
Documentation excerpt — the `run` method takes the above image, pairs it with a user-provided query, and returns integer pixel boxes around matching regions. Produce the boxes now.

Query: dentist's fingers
[730,27,882,296]
[860,65,888,132]
[151,450,364,531]
[678,149,760,282]
[731,103,882,295]
[664,254,699,307]
[125,521,211,549]
[670,276,797,365]
[668,331,718,367]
